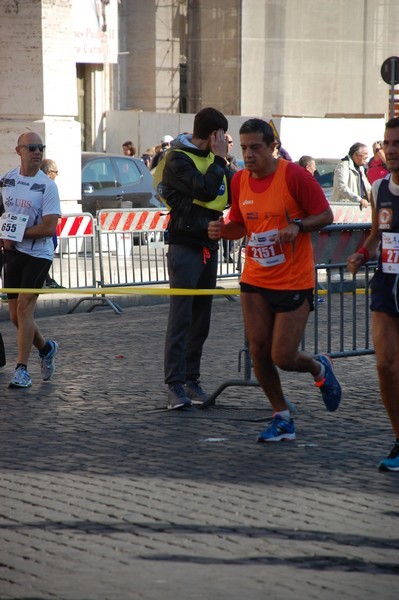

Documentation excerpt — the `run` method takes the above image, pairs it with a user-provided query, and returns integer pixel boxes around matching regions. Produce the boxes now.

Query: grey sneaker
[39,340,58,381]
[167,383,192,410]
[9,366,32,389]
[185,379,209,405]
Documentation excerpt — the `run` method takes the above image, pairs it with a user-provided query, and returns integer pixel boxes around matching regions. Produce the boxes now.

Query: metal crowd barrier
[204,220,375,407]
[95,208,242,286]
[51,213,96,290]
[51,212,123,314]
[202,259,376,408]
[43,209,376,407]
[52,211,371,294]
[96,208,170,288]
[49,213,374,347]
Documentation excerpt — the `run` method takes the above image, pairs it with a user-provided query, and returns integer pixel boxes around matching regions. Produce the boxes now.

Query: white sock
[275,409,290,422]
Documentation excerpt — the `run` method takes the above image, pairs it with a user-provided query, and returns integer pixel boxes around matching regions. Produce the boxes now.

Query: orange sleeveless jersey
[238,160,315,290]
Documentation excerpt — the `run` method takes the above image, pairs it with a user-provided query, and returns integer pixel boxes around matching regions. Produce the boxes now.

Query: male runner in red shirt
[208,118,342,442]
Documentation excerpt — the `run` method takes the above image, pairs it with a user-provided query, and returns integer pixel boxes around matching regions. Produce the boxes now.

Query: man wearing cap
[208,118,342,443]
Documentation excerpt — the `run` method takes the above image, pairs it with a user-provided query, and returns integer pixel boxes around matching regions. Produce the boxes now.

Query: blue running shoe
[257,414,296,443]
[314,354,341,412]
[378,444,399,472]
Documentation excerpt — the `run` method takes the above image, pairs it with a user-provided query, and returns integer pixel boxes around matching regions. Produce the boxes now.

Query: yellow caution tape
[0,286,368,297]
[0,286,241,296]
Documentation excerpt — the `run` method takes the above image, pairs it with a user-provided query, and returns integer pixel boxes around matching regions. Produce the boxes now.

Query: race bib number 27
[0,212,29,242]
[381,232,399,274]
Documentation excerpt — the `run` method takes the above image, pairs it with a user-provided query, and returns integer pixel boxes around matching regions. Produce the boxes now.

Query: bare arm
[347,194,379,274]
[24,214,59,240]
[208,216,246,241]
[277,206,333,244]
[2,214,59,250]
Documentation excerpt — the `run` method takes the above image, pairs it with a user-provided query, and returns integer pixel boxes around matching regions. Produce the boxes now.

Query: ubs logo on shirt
[15,198,32,209]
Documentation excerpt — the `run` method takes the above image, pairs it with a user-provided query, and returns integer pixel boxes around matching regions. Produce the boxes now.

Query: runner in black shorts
[240,283,314,313]
[347,116,399,472]
[0,131,61,389]
[208,118,342,444]
[369,270,399,317]
[4,250,52,300]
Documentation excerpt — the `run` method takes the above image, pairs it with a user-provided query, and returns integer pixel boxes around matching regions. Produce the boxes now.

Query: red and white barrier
[330,203,372,224]
[56,213,94,237]
[98,209,169,233]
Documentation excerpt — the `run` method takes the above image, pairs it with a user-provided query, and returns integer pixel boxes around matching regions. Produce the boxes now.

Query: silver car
[80,152,161,216]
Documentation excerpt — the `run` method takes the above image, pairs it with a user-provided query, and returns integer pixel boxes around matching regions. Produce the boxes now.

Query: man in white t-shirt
[0,132,61,389]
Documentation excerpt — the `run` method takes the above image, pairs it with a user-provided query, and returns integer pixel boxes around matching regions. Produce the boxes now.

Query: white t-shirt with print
[0,166,61,260]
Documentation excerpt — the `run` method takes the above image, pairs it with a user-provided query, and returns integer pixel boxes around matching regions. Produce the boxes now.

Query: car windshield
[114,157,143,186]
[314,160,338,189]
[82,158,115,189]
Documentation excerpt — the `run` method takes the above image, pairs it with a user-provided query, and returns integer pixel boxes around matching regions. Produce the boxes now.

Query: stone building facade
[0,0,398,205]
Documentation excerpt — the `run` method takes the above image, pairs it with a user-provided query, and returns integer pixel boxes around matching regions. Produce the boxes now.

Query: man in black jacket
[159,107,232,409]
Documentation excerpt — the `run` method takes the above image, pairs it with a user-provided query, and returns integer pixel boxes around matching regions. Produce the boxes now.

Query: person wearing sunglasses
[40,158,58,181]
[0,132,61,389]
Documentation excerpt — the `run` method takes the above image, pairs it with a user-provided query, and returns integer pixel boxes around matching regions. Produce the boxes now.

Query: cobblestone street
[0,297,398,599]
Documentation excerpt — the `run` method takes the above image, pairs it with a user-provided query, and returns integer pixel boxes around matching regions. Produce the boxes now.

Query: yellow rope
[0,286,241,296]
[0,286,368,296]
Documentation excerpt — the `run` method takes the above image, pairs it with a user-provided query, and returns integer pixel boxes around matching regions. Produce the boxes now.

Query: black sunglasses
[20,144,46,152]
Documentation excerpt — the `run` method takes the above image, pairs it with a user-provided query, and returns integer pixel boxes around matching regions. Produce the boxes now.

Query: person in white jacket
[331,143,370,209]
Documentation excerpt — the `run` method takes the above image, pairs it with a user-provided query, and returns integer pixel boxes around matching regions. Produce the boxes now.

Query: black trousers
[164,243,218,385]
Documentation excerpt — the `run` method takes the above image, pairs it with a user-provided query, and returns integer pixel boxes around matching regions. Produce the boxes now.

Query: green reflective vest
[154,148,229,211]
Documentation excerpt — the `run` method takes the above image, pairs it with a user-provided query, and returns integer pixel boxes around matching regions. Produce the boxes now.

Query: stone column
[0,0,81,210]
